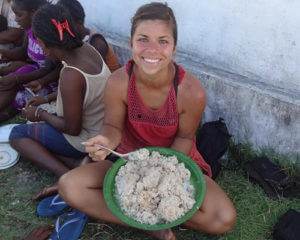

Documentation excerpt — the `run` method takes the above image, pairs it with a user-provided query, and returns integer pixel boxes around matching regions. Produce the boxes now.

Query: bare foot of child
[23,226,54,240]
[33,184,58,201]
[33,157,92,201]
[144,228,176,240]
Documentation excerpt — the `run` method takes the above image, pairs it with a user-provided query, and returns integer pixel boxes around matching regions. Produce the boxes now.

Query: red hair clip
[51,19,75,41]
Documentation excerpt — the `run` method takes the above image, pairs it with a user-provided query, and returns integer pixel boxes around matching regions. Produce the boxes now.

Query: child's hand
[22,106,38,122]
[26,96,46,107]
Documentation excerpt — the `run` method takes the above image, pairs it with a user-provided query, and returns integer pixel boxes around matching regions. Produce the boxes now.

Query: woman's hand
[26,96,46,107]
[24,80,43,92]
[85,135,112,161]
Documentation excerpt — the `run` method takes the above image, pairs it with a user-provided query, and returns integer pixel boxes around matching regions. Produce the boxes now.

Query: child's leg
[0,104,19,122]
[33,156,92,201]
[9,123,86,177]
[183,175,237,234]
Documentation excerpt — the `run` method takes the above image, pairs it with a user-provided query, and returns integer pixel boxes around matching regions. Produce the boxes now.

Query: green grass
[0,117,299,240]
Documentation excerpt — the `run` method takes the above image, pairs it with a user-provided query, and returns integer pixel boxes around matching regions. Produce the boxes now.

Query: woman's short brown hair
[131,2,177,46]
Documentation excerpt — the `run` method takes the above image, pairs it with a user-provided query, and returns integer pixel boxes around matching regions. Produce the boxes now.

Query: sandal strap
[50,194,67,207]
[55,210,86,238]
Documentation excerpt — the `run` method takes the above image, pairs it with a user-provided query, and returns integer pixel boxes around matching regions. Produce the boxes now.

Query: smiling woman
[58,2,236,240]
[130,3,177,79]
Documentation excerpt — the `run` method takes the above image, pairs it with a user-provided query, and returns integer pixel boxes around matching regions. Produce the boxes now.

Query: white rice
[115,148,195,225]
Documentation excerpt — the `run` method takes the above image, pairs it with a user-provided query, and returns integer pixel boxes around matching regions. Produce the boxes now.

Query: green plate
[103,146,206,230]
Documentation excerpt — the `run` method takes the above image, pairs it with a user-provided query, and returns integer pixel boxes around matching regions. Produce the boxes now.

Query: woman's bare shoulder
[105,66,129,101]
[109,66,127,80]
[180,70,206,102]
[107,66,129,87]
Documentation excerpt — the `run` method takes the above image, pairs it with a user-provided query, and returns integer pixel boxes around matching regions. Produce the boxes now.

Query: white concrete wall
[80,0,300,93]
[78,0,300,159]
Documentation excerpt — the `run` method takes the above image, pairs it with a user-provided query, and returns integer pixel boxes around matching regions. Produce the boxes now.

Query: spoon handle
[81,142,130,160]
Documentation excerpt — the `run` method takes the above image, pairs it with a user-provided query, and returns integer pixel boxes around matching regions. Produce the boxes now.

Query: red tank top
[118,61,212,177]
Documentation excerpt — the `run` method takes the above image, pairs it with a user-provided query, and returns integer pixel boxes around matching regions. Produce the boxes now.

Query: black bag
[273,209,300,240]
[196,118,231,179]
[244,157,300,199]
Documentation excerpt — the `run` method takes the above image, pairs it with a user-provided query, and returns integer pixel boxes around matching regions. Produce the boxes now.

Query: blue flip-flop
[48,209,88,240]
[37,194,69,216]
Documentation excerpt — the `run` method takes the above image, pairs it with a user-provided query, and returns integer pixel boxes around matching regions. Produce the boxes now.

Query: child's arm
[14,59,56,85]
[0,58,56,91]
[25,69,84,135]
[0,35,28,60]
[38,61,62,86]
[0,27,24,45]
[25,91,57,108]
[23,61,62,92]
[89,35,109,60]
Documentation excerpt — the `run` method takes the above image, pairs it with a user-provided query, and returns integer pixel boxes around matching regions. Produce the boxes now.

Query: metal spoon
[81,142,132,161]
[25,87,37,97]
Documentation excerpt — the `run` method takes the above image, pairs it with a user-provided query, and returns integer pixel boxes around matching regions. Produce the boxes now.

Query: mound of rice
[115,148,195,225]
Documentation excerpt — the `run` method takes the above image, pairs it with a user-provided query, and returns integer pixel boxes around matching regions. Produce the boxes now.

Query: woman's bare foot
[144,228,176,240]
[23,226,54,240]
[33,183,58,201]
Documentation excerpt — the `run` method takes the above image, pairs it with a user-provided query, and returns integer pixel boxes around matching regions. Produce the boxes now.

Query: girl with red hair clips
[58,2,236,240]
